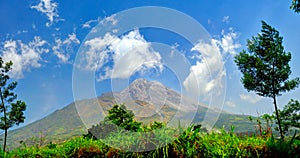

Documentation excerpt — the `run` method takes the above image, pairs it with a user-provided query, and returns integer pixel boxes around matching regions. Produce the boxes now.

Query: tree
[106,104,141,131]
[234,21,300,139]
[87,104,141,139]
[276,99,300,134]
[261,114,273,136]
[0,58,26,152]
[291,0,300,13]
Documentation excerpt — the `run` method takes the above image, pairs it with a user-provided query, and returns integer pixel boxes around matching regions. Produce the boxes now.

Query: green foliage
[276,99,300,134]
[1,103,300,157]
[291,0,300,13]
[107,104,142,132]
[235,21,299,98]
[234,20,300,138]
[248,114,273,137]
[87,104,142,139]
[0,57,26,152]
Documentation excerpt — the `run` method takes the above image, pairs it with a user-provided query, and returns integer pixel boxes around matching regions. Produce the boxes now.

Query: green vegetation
[86,104,142,139]
[2,102,85,150]
[0,58,26,152]
[276,99,300,134]
[234,21,300,139]
[1,104,299,157]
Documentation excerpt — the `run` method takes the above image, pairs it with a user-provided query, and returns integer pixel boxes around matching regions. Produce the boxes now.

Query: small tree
[106,104,141,131]
[276,99,300,134]
[234,21,300,139]
[0,58,26,152]
[261,114,273,136]
[291,0,300,13]
[87,104,141,139]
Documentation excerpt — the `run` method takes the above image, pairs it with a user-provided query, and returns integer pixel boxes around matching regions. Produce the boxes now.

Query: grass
[1,125,300,158]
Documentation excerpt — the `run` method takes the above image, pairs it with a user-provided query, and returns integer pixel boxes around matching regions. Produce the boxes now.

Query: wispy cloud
[100,14,118,26]
[1,37,49,79]
[52,33,80,63]
[214,28,241,56]
[17,30,28,34]
[82,17,101,28]
[82,14,118,32]
[240,93,262,104]
[31,0,60,27]
[77,29,162,81]
[225,100,236,108]
[222,16,230,23]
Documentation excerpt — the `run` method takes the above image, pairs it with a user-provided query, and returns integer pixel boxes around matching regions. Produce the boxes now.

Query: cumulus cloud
[240,93,262,104]
[79,29,162,81]
[183,39,225,97]
[52,33,80,63]
[183,29,240,97]
[31,0,60,27]
[1,36,49,78]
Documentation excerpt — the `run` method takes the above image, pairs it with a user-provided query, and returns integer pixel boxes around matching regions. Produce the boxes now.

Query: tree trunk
[273,94,284,139]
[2,103,7,152]
[0,89,7,152]
[3,128,7,152]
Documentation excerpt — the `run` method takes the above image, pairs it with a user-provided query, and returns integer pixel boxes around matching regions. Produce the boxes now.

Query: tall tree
[234,21,300,139]
[0,57,26,152]
[291,0,300,13]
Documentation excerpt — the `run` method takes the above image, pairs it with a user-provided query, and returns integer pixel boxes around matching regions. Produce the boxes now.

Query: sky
[0,0,299,128]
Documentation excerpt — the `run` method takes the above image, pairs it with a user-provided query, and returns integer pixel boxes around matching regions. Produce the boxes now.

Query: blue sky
[0,0,299,127]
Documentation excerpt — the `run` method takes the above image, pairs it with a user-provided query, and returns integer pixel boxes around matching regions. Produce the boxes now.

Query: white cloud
[82,15,117,29]
[183,29,240,98]
[17,30,28,34]
[112,29,119,33]
[101,14,118,26]
[240,93,262,104]
[1,36,49,79]
[82,17,101,28]
[214,28,241,56]
[78,29,162,81]
[225,100,236,108]
[63,33,80,45]
[31,0,60,27]
[108,30,162,79]
[52,33,80,63]
[81,33,115,71]
[183,39,225,97]
[222,16,230,23]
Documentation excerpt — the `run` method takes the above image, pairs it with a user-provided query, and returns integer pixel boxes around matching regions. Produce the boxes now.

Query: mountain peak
[129,78,164,89]
[120,78,167,101]
[130,78,150,84]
